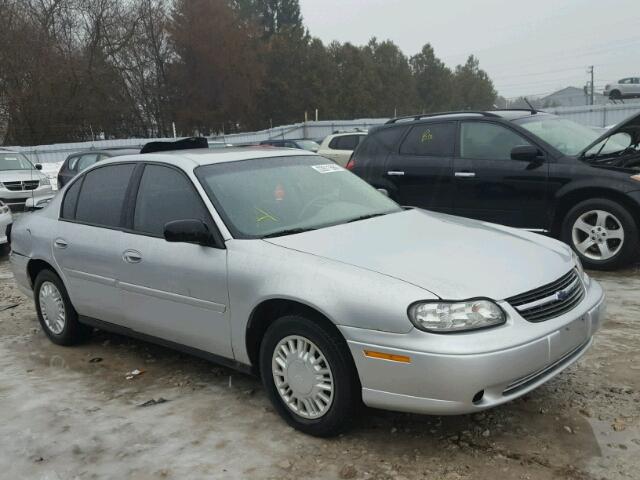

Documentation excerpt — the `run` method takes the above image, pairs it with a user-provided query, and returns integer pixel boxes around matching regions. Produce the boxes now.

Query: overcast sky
[299,0,640,99]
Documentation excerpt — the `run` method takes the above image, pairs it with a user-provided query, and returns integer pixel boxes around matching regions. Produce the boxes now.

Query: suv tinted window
[399,123,455,156]
[61,178,82,219]
[460,122,531,161]
[75,164,135,227]
[133,164,209,236]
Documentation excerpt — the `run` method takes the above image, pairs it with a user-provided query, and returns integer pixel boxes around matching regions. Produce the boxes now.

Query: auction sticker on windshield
[312,164,344,173]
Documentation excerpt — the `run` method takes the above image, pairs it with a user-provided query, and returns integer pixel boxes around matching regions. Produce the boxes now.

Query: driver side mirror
[35,163,43,170]
[164,219,216,247]
[511,145,542,162]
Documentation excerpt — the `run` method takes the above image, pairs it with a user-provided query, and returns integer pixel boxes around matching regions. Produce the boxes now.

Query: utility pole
[588,66,594,105]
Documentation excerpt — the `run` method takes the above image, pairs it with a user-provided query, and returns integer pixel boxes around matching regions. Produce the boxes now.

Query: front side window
[133,164,209,236]
[196,155,401,238]
[399,123,455,157]
[74,164,135,228]
[0,152,35,171]
[460,122,531,161]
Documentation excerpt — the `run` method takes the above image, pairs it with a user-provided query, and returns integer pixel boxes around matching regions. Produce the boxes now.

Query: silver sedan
[9,146,605,436]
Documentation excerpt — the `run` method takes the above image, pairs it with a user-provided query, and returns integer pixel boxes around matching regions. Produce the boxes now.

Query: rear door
[452,120,549,228]
[382,122,456,213]
[117,163,232,357]
[54,163,135,323]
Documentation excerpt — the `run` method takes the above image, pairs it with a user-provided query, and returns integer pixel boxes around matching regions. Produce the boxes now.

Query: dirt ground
[0,254,638,480]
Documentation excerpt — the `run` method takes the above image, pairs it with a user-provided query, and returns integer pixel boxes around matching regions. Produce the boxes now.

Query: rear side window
[133,165,209,236]
[67,156,80,171]
[77,154,99,172]
[75,164,135,228]
[329,135,360,150]
[399,123,455,156]
[60,179,82,219]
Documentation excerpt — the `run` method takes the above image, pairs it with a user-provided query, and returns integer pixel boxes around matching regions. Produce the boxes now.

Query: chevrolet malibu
[9,146,606,436]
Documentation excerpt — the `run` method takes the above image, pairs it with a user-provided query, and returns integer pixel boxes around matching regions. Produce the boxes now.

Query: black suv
[348,110,640,269]
[57,147,140,188]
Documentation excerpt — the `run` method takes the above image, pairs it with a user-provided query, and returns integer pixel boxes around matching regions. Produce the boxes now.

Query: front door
[117,163,232,357]
[453,121,549,229]
[383,122,456,213]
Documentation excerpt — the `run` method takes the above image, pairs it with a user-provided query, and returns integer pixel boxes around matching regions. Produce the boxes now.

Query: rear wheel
[34,269,91,345]
[562,198,639,270]
[610,90,622,100]
[259,314,360,437]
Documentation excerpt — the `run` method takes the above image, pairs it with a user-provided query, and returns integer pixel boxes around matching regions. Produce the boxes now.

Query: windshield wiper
[262,227,317,238]
[347,212,387,223]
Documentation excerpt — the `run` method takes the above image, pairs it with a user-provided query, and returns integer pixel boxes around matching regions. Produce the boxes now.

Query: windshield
[296,140,320,152]
[515,116,608,156]
[196,155,402,238]
[0,152,35,171]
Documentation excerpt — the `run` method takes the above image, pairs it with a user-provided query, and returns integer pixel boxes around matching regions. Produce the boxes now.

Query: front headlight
[408,299,506,333]
[40,177,51,186]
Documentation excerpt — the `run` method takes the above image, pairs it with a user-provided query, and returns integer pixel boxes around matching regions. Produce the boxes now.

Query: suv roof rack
[385,111,501,124]
[141,137,208,154]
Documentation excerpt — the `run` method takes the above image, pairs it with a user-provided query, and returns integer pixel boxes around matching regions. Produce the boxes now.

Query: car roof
[68,147,140,157]
[104,146,318,168]
[379,109,549,129]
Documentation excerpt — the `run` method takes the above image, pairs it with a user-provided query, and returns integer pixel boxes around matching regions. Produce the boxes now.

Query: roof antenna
[523,97,538,114]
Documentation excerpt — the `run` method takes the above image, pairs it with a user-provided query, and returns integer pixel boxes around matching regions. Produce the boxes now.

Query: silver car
[0,149,54,211]
[9,147,606,436]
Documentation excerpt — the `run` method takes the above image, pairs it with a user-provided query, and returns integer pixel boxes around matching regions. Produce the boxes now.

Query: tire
[0,243,9,257]
[561,198,639,270]
[33,269,91,345]
[259,314,360,437]
[610,90,622,100]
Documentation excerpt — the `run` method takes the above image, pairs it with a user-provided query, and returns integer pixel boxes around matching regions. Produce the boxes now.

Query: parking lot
[0,253,638,480]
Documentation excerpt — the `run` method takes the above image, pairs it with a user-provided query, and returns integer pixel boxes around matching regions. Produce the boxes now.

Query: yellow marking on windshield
[255,207,278,223]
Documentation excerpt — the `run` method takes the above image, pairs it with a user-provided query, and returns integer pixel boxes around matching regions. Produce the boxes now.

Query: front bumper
[0,186,53,211]
[340,278,605,415]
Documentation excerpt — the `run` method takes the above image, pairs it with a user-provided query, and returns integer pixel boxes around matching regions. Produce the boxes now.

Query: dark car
[57,147,140,188]
[348,110,640,270]
[259,139,319,152]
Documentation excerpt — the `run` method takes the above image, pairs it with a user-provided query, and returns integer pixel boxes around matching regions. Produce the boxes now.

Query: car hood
[0,170,45,182]
[265,209,573,300]
[578,111,640,157]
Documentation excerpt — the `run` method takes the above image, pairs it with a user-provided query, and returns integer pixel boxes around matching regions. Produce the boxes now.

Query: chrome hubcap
[38,281,66,334]
[572,209,624,261]
[272,335,334,419]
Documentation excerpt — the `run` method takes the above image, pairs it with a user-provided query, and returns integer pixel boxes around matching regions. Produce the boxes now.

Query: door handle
[54,238,68,249]
[122,249,143,264]
[387,171,405,176]
[454,172,476,178]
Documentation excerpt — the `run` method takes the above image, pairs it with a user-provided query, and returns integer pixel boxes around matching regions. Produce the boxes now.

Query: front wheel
[259,314,360,437]
[561,198,639,270]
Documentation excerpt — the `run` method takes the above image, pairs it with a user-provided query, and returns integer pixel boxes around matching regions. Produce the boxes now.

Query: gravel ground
[0,253,638,480]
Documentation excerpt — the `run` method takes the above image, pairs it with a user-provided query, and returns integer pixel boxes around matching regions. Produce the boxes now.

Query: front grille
[506,269,585,322]
[2,180,39,191]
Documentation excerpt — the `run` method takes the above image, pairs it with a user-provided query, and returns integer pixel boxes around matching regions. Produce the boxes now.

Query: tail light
[346,157,356,170]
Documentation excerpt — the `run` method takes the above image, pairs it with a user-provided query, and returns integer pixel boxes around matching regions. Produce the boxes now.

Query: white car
[0,200,12,252]
[317,131,367,167]
[604,77,640,100]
